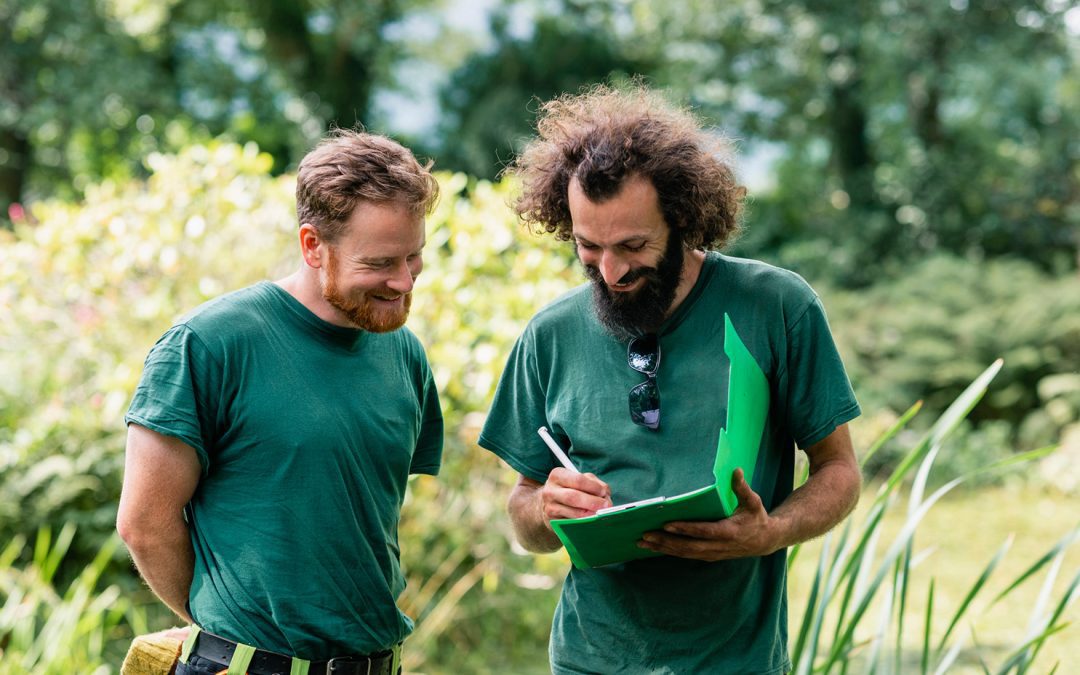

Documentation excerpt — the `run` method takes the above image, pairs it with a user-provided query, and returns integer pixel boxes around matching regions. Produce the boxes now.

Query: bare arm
[640,424,860,560]
[768,424,861,546]
[508,469,613,553]
[116,424,202,623]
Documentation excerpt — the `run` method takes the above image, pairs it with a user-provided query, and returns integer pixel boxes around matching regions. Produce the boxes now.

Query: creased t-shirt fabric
[126,281,443,659]
[479,253,860,674]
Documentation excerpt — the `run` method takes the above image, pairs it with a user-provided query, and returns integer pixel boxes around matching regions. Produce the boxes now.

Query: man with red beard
[479,85,862,674]
[117,130,443,675]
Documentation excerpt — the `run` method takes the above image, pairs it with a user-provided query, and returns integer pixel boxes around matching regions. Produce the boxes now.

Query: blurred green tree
[628,0,1079,279]
[431,2,657,179]
[0,0,437,220]
[436,0,1078,278]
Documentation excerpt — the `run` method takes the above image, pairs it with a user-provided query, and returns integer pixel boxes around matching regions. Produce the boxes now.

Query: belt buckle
[326,655,371,675]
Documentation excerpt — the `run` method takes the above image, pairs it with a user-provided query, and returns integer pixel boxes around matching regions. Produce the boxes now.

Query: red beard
[323,251,412,333]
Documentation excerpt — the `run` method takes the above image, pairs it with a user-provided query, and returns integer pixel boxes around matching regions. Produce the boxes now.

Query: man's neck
[275,268,349,327]
[665,249,706,319]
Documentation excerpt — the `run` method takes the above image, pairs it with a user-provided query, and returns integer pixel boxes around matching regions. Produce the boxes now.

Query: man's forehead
[569,176,666,239]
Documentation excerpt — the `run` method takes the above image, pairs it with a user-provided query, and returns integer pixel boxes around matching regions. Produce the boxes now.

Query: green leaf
[938,536,1013,651]
[991,527,1080,606]
[860,400,923,469]
[922,578,935,675]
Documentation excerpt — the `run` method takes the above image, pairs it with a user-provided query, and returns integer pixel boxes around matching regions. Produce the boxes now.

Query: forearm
[123,518,196,623]
[508,482,563,553]
[119,424,202,624]
[768,457,861,551]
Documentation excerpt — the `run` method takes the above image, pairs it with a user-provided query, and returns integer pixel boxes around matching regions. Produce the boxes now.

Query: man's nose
[600,252,629,287]
[386,261,415,293]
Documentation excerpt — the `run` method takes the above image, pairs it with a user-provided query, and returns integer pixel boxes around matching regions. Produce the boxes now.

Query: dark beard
[582,232,685,341]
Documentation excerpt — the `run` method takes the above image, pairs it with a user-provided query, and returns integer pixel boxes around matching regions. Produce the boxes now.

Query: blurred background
[1,0,1078,672]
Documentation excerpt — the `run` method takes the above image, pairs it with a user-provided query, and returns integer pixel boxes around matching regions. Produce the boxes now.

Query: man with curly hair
[478,85,862,673]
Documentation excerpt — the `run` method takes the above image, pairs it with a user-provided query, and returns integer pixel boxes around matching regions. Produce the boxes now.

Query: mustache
[583,264,657,287]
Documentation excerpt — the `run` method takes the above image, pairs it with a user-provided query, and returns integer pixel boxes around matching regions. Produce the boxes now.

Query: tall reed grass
[790,360,1078,673]
[0,525,139,674]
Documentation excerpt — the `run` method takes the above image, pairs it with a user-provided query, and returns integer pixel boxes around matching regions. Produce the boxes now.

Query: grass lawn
[788,480,1080,672]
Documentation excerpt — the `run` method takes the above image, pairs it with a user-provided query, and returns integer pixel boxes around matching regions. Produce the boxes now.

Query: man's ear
[299,223,326,269]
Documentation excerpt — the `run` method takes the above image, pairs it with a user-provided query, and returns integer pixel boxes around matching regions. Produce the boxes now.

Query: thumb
[731,468,763,512]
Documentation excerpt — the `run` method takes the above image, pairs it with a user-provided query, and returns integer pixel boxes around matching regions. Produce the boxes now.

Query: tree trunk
[827,46,876,209]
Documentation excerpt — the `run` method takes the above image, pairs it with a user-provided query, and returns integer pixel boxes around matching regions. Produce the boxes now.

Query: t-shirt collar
[260,281,365,350]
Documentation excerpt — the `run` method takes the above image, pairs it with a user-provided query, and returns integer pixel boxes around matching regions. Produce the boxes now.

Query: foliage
[634,0,1080,280]
[0,141,297,579]
[434,0,1079,279]
[8,0,1078,284]
[819,254,1080,479]
[0,525,138,674]
[0,0,175,211]
[0,0,439,216]
[430,7,657,180]
[411,173,579,429]
[790,362,1079,673]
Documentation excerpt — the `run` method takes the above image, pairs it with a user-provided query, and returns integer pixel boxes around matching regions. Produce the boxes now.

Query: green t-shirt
[126,281,443,659]
[479,253,860,675]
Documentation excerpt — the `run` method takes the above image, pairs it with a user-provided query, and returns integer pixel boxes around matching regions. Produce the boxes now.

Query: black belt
[190,630,398,675]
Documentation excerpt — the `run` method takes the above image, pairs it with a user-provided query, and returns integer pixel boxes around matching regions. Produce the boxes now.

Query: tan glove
[120,626,192,675]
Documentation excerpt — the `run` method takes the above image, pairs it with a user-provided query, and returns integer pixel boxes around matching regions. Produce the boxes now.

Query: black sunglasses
[627,333,661,430]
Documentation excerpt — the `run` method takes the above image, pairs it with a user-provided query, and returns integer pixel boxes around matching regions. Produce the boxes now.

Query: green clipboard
[550,314,770,569]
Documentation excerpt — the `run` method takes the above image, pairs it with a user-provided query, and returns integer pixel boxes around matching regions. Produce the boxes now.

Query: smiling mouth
[609,278,644,292]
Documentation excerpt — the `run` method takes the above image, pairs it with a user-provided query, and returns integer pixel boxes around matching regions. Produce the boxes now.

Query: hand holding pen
[536,427,612,519]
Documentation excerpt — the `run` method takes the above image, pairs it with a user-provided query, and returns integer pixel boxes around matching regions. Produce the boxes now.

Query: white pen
[537,426,580,473]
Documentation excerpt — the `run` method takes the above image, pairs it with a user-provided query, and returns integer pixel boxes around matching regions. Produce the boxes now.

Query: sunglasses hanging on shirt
[627,333,661,430]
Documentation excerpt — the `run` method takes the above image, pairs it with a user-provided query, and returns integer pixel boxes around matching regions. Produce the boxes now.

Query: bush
[821,254,1080,475]
[0,142,298,584]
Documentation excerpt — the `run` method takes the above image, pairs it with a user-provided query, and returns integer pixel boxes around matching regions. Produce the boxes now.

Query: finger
[731,468,764,513]
[660,520,728,538]
[542,483,611,517]
[544,501,603,521]
[549,468,611,499]
[637,531,718,559]
[583,473,612,500]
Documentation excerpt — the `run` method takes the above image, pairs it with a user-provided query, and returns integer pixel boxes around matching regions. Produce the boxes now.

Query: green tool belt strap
[179,625,201,664]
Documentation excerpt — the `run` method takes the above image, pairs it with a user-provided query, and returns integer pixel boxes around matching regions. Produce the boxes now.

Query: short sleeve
[477,329,557,483]
[779,298,861,449]
[409,361,444,476]
[125,325,221,473]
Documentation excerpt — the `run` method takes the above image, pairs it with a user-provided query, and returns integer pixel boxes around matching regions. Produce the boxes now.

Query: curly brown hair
[508,85,745,250]
[296,129,439,243]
